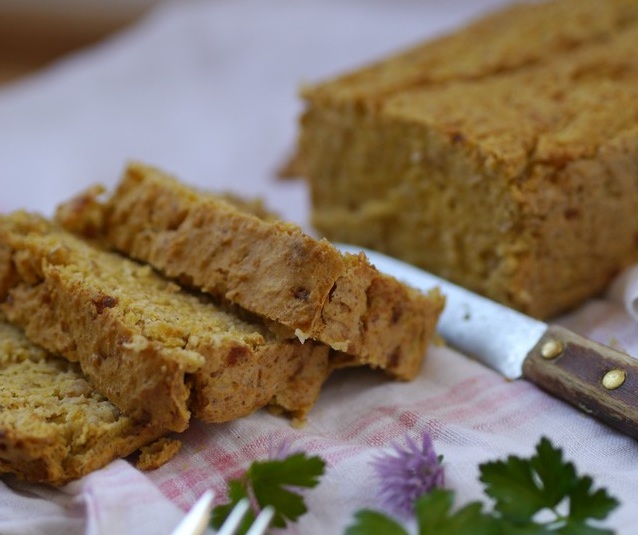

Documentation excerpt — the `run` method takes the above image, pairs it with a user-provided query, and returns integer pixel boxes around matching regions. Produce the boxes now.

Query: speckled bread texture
[0,316,166,485]
[56,162,444,381]
[298,0,638,319]
[0,212,333,432]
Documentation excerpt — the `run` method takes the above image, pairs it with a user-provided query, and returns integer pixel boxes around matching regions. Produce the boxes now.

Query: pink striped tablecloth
[1,1,638,534]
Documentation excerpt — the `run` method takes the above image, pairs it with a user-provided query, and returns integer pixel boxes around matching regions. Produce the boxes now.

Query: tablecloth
[1,1,637,534]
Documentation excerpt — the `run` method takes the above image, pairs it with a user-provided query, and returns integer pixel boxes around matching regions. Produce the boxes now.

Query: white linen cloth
[1,1,638,534]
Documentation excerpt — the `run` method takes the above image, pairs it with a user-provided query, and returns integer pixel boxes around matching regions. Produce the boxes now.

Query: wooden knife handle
[523,324,638,439]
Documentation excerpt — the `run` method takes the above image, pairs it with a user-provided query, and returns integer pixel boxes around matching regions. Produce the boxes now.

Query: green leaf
[250,452,325,490]
[252,480,305,528]
[249,452,326,528]
[555,521,615,535]
[480,455,546,522]
[529,437,577,508]
[567,475,620,523]
[414,488,456,530]
[344,510,410,535]
[503,523,557,535]
[414,489,500,535]
[480,436,620,532]
[210,451,326,533]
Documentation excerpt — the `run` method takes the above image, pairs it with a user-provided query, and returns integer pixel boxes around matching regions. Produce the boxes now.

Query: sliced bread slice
[0,316,166,485]
[56,162,444,380]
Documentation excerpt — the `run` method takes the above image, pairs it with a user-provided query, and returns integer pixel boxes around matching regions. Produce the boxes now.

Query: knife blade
[337,243,638,439]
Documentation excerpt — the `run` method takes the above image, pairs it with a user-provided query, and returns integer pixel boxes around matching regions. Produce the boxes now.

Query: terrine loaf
[298,0,638,318]
[0,316,166,485]
[56,162,445,380]
[0,212,333,432]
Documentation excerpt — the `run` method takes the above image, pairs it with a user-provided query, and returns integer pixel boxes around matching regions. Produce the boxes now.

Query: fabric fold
[607,264,638,322]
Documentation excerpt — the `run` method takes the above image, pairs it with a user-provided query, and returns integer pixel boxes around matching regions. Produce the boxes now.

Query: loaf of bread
[55,162,444,380]
[0,211,333,433]
[0,315,167,485]
[298,0,638,318]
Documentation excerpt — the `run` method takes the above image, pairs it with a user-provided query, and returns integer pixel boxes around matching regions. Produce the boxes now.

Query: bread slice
[0,316,166,485]
[0,212,332,432]
[55,162,444,380]
[297,0,638,319]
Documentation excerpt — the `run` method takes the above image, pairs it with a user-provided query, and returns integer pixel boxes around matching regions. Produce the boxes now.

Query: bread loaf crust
[298,0,638,318]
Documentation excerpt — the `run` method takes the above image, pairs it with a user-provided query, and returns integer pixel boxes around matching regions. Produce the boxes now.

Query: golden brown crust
[303,0,638,107]
[0,318,165,486]
[56,162,444,380]
[298,0,638,319]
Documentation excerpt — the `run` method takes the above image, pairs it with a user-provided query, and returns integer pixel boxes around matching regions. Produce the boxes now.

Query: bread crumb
[136,438,182,471]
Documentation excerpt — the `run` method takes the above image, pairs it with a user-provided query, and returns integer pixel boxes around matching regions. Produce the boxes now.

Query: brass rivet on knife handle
[602,369,626,390]
[540,339,564,359]
[523,325,638,439]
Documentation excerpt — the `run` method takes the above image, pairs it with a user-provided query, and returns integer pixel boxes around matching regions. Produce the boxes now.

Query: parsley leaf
[530,436,577,506]
[346,489,498,535]
[567,475,619,524]
[211,451,326,533]
[250,452,325,528]
[479,436,576,522]
[345,510,409,535]
[479,454,547,522]
[414,489,499,535]
[480,436,619,531]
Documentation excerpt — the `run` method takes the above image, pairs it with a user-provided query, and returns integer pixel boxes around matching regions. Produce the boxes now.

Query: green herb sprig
[211,451,326,534]
[346,436,620,534]
[209,436,619,535]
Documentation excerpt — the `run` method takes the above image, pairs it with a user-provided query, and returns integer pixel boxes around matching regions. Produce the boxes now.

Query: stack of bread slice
[0,162,444,485]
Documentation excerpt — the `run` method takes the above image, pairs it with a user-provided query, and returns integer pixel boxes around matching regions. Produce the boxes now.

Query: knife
[337,243,638,439]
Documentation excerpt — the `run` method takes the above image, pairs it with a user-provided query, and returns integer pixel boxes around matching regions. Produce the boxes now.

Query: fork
[170,490,274,535]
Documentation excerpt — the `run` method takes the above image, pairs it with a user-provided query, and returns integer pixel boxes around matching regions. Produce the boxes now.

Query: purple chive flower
[371,431,444,517]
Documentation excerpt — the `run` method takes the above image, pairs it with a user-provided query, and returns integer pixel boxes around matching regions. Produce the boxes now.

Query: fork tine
[216,499,274,535]
[171,489,215,535]
[171,492,274,535]
[216,498,250,535]
[245,506,274,535]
